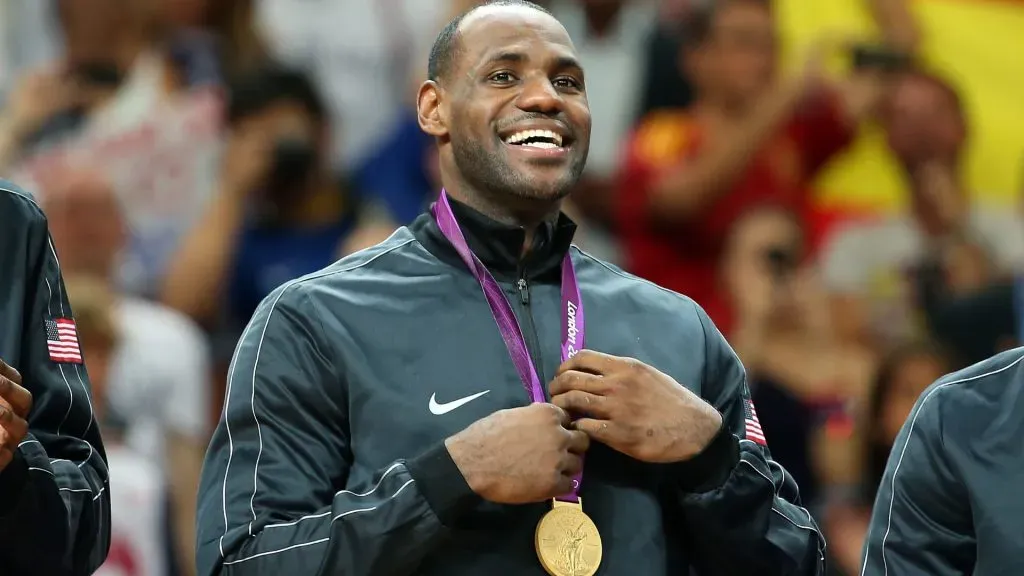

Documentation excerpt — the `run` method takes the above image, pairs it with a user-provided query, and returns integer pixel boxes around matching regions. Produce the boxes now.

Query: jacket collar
[410,195,577,282]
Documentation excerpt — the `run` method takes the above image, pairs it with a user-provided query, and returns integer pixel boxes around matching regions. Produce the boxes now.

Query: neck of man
[443,181,563,257]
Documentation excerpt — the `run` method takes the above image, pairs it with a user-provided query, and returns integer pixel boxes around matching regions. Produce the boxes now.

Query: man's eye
[489,71,515,83]
[554,77,581,90]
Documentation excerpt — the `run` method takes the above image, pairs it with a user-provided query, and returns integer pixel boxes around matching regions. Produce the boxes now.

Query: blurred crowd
[1,0,1020,574]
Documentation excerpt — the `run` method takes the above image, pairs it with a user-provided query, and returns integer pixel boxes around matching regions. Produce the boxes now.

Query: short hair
[427,0,553,82]
[684,0,771,48]
[227,63,326,126]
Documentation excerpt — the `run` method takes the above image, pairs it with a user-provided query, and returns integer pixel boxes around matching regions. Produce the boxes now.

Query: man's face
[239,100,324,198]
[695,1,776,106]
[44,172,125,277]
[59,0,140,64]
[425,6,591,203]
[883,75,965,168]
[160,0,210,27]
[721,207,803,323]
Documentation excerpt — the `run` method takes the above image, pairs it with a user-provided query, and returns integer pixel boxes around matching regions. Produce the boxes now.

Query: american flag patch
[743,397,766,446]
[46,318,82,363]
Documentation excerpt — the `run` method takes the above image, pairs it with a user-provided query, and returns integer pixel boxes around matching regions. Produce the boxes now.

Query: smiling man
[195,1,824,575]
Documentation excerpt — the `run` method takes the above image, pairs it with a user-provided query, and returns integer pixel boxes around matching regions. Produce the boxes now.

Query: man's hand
[445,403,589,504]
[221,125,274,196]
[0,359,32,473]
[550,351,722,464]
[1,66,82,140]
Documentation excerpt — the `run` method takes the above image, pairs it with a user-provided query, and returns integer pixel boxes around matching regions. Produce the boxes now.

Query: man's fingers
[544,403,572,429]
[0,358,20,385]
[0,406,28,442]
[565,429,590,455]
[549,370,607,397]
[573,418,613,443]
[551,390,610,419]
[560,452,583,477]
[0,372,32,419]
[0,425,17,471]
[556,349,621,377]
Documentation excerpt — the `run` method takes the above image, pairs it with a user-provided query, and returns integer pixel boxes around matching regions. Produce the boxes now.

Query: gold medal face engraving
[535,498,603,576]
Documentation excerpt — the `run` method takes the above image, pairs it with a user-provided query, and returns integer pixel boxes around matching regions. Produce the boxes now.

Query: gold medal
[535,498,603,576]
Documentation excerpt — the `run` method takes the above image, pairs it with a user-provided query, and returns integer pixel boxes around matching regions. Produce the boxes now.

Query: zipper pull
[516,278,530,305]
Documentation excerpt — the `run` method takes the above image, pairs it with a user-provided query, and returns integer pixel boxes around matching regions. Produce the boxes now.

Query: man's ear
[417,80,448,138]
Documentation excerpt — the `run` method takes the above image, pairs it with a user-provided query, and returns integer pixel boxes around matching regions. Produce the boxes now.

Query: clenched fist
[445,403,589,504]
[0,359,32,473]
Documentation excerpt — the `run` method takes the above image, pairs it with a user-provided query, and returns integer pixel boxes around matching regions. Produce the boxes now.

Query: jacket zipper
[515,270,547,399]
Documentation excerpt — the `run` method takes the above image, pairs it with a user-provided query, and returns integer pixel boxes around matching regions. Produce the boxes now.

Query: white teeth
[504,129,563,147]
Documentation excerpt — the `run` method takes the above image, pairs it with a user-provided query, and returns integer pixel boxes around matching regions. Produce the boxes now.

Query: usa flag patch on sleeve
[46,318,83,364]
[743,397,767,446]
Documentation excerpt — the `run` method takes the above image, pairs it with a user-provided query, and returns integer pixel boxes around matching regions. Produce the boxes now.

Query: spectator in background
[255,0,450,172]
[158,0,266,87]
[616,0,918,333]
[724,206,875,508]
[0,0,61,101]
[546,0,656,233]
[353,106,439,226]
[0,0,233,299]
[44,169,210,576]
[162,65,395,332]
[822,70,1024,350]
[66,274,169,576]
[821,342,948,576]
[917,159,1024,366]
[635,0,697,116]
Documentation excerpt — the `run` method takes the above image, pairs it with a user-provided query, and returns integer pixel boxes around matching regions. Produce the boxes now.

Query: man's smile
[497,121,574,161]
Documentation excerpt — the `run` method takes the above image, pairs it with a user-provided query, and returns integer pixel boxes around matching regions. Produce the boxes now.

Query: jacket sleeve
[0,190,111,575]
[860,383,973,575]
[195,282,478,576]
[667,305,825,575]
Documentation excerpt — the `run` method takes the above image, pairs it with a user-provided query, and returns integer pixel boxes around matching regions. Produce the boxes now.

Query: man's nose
[515,76,563,114]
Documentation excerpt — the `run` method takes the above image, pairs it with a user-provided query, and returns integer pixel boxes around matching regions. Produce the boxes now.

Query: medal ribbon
[432,190,585,504]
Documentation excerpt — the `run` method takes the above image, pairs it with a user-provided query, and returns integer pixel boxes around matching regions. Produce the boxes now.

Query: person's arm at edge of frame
[195,280,479,576]
[0,185,111,575]
[667,303,825,575]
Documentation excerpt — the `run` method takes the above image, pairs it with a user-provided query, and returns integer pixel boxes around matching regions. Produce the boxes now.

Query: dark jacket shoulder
[572,246,705,324]
[911,347,1024,448]
[0,180,45,225]
[929,347,1024,406]
[255,228,421,311]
